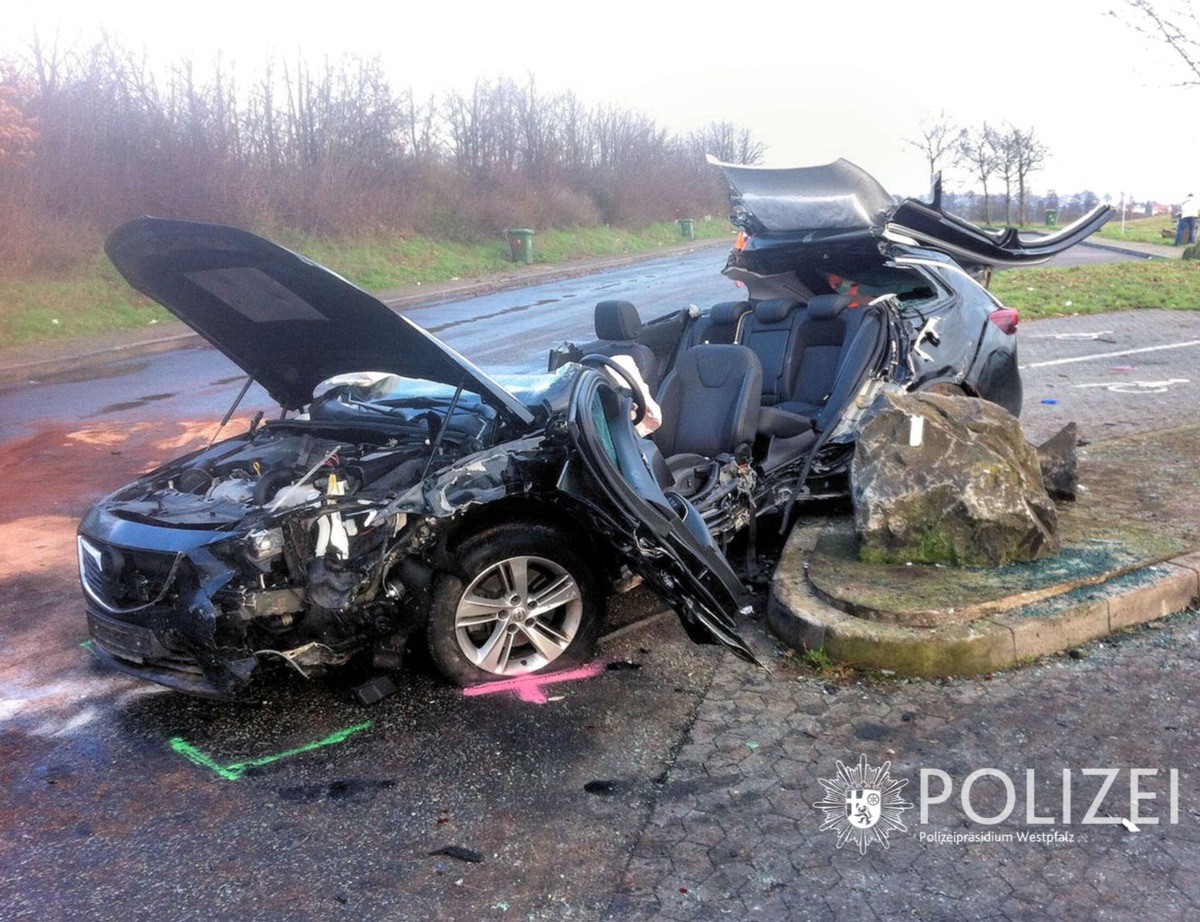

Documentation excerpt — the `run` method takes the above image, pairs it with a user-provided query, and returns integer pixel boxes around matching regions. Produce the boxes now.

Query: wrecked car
[550,158,1113,542]
[80,163,1111,700]
[80,217,758,698]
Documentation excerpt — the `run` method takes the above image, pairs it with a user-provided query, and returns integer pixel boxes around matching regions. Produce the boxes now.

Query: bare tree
[956,124,999,223]
[555,90,593,175]
[24,28,64,97]
[444,78,522,179]
[1118,0,1200,84]
[987,125,1023,224]
[994,125,1050,225]
[397,87,439,162]
[692,121,765,165]
[517,76,560,179]
[904,110,965,184]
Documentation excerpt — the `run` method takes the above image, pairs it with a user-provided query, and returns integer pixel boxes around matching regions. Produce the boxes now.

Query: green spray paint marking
[169,721,372,781]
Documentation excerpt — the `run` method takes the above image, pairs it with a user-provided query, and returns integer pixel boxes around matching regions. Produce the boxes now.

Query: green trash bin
[506,228,535,264]
[1045,209,1059,227]
[678,218,695,240]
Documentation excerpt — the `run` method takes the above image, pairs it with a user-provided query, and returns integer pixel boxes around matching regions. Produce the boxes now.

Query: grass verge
[1093,212,1179,245]
[991,259,1200,319]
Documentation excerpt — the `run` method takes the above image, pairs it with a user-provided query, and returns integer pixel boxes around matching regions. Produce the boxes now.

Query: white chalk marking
[1027,331,1113,340]
[1074,378,1189,394]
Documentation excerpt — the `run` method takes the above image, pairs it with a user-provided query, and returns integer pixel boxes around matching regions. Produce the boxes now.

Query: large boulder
[852,392,1059,566]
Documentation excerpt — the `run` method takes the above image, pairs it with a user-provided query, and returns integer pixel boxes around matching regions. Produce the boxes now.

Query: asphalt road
[3,242,1196,922]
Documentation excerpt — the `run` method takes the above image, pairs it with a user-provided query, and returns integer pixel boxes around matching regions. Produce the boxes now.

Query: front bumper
[86,612,236,699]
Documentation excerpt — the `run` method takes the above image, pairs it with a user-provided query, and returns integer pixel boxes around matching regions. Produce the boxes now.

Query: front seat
[588,300,659,387]
[652,344,762,494]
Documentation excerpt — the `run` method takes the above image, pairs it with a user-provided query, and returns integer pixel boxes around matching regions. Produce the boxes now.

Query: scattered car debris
[353,675,398,706]
[1037,422,1080,501]
[430,845,484,863]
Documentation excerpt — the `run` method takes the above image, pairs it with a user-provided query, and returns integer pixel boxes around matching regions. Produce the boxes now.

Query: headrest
[806,293,854,321]
[752,298,803,325]
[709,300,753,325]
[595,300,642,340]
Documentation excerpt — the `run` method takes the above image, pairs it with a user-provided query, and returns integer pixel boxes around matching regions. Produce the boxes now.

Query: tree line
[0,35,765,273]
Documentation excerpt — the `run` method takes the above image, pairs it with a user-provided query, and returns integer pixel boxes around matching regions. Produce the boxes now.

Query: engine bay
[102,405,494,528]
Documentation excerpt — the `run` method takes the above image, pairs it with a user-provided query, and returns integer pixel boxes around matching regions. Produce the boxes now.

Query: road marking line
[169,721,372,781]
[1028,331,1113,340]
[1021,339,1200,369]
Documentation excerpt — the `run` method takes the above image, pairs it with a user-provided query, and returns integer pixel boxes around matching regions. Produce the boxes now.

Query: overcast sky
[8,0,1197,204]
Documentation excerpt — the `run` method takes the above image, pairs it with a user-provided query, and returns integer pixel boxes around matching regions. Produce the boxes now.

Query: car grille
[78,536,185,614]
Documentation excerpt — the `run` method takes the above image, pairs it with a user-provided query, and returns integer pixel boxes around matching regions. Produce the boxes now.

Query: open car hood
[710,157,1113,268]
[105,217,535,423]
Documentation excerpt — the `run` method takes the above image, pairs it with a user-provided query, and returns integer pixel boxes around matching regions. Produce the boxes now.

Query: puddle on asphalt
[92,393,176,416]
[427,298,561,333]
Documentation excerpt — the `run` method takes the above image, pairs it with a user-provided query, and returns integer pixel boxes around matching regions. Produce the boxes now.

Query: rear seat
[733,292,867,436]
[775,293,861,421]
[678,300,753,352]
[736,297,807,408]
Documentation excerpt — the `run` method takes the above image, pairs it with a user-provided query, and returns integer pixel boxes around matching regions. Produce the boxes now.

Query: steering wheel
[580,354,647,426]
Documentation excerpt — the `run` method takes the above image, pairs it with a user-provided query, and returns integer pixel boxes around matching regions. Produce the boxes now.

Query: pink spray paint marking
[462,661,607,704]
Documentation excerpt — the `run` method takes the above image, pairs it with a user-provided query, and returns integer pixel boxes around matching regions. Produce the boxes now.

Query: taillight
[988,307,1019,335]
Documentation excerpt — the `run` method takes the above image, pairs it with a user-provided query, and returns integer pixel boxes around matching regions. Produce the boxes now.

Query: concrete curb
[767,522,1200,675]
[1080,238,1181,260]
[0,330,206,387]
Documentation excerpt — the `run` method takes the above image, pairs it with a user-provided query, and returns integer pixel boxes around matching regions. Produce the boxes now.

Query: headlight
[245,527,285,560]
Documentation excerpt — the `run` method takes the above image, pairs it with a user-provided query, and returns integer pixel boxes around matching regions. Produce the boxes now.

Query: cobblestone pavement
[606,609,1200,921]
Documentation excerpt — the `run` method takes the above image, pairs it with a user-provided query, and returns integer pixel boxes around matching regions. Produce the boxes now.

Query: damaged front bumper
[77,508,387,699]
[85,612,244,699]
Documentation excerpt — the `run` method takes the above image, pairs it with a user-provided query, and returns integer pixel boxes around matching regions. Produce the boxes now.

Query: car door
[557,371,759,664]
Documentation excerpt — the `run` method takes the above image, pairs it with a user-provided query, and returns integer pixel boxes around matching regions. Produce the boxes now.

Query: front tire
[427,524,604,687]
